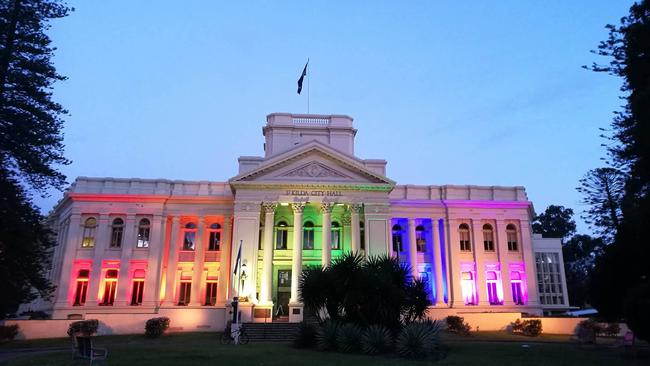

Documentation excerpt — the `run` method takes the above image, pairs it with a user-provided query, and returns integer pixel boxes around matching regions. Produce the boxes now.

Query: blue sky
[39,0,633,233]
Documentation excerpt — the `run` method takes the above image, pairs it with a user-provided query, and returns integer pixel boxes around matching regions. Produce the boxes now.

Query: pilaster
[164,217,181,305]
[320,202,332,266]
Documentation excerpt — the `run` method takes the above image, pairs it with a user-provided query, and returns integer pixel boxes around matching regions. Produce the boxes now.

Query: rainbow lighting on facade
[25,113,571,331]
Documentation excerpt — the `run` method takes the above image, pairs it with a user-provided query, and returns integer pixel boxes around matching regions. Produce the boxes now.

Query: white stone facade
[34,113,569,328]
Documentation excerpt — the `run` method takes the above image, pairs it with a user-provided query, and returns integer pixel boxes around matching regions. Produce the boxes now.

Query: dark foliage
[563,234,605,307]
[316,321,339,351]
[0,0,71,319]
[395,321,441,359]
[67,319,98,337]
[577,168,625,244]
[144,317,170,338]
[0,324,19,341]
[300,252,430,331]
[511,319,542,337]
[336,323,363,353]
[575,319,601,344]
[585,0,650,341]
[445,315,471,336]
[293,321,317,348]
[532,205,576,240]
[360,324,393,355]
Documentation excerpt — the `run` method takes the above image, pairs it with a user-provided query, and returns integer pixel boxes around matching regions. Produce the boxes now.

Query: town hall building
[35,113,569,331]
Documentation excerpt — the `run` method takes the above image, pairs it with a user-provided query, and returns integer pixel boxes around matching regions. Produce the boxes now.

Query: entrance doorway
[275,269,291,320]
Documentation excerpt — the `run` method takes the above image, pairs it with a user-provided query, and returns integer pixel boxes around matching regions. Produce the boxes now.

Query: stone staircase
[243,322,299,342]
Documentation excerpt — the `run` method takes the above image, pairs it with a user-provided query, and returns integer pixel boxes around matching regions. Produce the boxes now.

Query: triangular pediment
[229,141,395,190]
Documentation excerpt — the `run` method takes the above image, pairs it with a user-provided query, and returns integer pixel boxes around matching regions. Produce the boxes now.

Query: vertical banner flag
[233,240,242,275]
[297,60,308,94]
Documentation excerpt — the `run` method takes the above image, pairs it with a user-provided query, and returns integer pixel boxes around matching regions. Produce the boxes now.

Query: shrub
[293,321,318,348]
[316,321,339,351]
[0,325,19,342]
[145,317,170,338]
[336,323,363,353]
[445,316,471,336]
[361,324,393,355]
[395,321,441,359]
[575,319,602,343]
[511,319,542,337]
[67,319,99,337]
[602,323,621,337]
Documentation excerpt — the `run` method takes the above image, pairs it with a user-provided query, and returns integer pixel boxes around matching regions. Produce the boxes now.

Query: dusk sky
[39,0,632,233]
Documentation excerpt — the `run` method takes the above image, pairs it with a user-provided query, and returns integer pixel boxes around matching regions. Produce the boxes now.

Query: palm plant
[361,324,393,354]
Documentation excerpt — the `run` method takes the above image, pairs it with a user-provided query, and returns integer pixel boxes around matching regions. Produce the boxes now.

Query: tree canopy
[532,205,576,240]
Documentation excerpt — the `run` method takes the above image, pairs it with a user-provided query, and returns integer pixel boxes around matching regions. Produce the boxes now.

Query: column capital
[262,202,278,213]
[291,202,306,213]
[348,203,363,213]
[171,216,181,224]
[320,202,333,213]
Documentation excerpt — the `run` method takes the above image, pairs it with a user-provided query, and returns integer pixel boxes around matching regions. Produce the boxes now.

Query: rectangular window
[278,270,291,287]
[101,280,117,305]
[416,233,426,252]
[276,230,287,250]
[511,282,524,305]
[487,282,499,305]
[483,233,494,251]
[183,232,196,250]
[459,231,471,251]
[205,282,218,306]
[110,228,123,248]
[178,282,192,305]
[303,230,314,249]
[535,252,564,305]
[74,280,88,306]
[392,234,403,252]
[507,232,518,251]
[209,231,221,251]
[331,230,340,250]
[131,280,144,305]
[137,227,150,248]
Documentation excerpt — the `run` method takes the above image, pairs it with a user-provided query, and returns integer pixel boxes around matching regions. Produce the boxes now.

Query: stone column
[320,203,332,266]
[290,203,305,304]
[217,215,232,304]
[164,217,181,305]
[116,215,136,306]
[55,214,82,307]
[520,220,540,308]
[496,219,513,306]
[145,214,165,307]
[260,203,277,304]
[471,220,488,306]
[447,218,464,307]
[350,204,362,254]
[191,217,206,305]
[87,214,110,306]
[408,218,418,279]
[433,218,445,306]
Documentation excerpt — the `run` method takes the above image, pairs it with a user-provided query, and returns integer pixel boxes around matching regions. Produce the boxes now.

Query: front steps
[243,322,299,342]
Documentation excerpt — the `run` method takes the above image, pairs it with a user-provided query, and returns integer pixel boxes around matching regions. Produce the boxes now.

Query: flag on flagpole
[297,60,308,94]
[233,240,242,275]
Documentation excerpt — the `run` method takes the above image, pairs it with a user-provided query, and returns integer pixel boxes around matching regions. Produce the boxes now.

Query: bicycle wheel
[220,333,232,345]
[238,332,250,345]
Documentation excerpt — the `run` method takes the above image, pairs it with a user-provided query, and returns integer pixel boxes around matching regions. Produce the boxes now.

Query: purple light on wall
[438,218,448,304]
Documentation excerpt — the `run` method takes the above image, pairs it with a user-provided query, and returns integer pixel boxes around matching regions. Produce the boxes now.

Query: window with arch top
[506,224,518,251]
[459,223,471,251]
[183,222,197,250]
[275,221,288,250]
[483,224,495,251]
[303,221,315,249]
[137,218,151,248]
[81,217,97,248]
[331,221,341,250]
[392,224,404,252]
[208,223,222,251]
[110,218,124,248]
[416,225,426,252]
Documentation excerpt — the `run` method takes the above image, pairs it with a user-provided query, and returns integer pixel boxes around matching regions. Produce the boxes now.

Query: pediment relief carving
[281,162,352,179]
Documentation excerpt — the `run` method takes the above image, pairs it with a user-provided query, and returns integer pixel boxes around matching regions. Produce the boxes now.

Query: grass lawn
[2,332,648,366]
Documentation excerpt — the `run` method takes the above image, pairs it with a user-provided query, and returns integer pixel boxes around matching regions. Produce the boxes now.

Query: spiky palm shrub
[316,321,339,351]
[336,323,363,353]
[395,321,441,359]
[293,321,318,348]
[361,324,393,355]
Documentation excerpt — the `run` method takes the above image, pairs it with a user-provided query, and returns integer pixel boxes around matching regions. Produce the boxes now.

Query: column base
[252,303,273,323]
[288,302,304,323]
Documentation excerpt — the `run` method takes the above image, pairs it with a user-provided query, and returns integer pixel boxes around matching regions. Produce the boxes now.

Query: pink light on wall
[69,260,92,306]
[460,262,477,305]
[485,263,504,305]
[509,262,528,305]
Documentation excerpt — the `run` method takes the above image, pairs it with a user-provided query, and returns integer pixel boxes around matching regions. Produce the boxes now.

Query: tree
[577,168,624,244]
[0,0,71,318]
[532,205,576,239]
[585,0,650,341]
[562,235,605,307]
[300,253,430,331]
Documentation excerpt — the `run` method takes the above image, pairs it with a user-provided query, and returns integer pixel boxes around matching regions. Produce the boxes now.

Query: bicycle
[220,325,250,345]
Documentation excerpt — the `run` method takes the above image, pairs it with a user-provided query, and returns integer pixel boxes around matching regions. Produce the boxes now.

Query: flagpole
[307,58,310,114]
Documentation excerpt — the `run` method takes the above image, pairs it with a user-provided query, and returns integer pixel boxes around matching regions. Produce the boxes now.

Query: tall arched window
[459,223,471,251]
[303,221,314,249]
[483,224,495,251]
[110,218,124,248]
[506,224,518,251]
[331,222,341,250]
[183,222,197,250]
[392,224,404,253]
[461,271,477,305]
[416,225,426,252]
[101,269,118,305]
[137,218,151,248]
[208,223,222,251]
[486,271,500,305]
[131,269,145,306]
[510,271,524,305]
[81,218,97,248]
[275,221,288,250]
[73,269,90,306]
